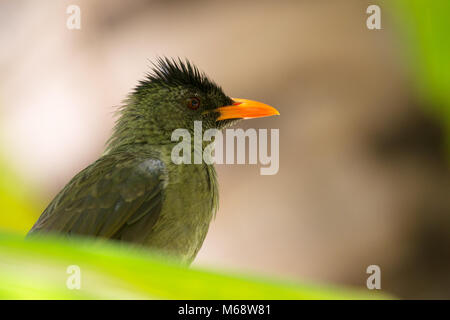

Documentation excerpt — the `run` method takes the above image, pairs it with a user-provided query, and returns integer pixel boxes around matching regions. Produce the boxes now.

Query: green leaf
[0,156,40,233]
[0,231,389,299]
[388,0,450,146]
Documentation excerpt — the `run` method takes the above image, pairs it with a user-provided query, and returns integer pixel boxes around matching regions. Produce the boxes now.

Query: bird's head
[108,58,279,149]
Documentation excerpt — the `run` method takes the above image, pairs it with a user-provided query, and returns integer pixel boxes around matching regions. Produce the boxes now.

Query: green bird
[28,58,279,264]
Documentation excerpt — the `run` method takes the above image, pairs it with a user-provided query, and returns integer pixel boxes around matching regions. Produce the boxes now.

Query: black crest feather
[137,57,222,94]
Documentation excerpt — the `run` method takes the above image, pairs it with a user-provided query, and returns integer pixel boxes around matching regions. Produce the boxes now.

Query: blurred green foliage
[0,154,38,233]
[0,231,386,299]
[391,0,450,146]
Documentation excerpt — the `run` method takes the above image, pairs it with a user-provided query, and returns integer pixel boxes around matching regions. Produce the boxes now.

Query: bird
[27,58,279,264]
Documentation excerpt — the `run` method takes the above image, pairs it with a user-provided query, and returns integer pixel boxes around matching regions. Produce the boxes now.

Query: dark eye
[187,97,201,110]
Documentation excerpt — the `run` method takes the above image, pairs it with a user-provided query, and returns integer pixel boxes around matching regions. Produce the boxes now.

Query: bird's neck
[105,102,217,157]
[105,126,214,163]
[105,103,172,153]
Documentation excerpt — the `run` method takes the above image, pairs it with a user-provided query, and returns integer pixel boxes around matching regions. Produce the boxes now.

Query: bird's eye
[187,97,201,110]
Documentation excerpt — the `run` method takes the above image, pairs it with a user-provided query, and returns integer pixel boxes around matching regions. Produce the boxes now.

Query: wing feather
[28,153,166,244]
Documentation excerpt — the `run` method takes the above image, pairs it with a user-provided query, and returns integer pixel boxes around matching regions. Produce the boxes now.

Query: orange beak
[215,98,280,121]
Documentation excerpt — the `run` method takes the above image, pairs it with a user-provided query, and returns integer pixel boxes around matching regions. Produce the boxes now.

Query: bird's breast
[145,151,218,264]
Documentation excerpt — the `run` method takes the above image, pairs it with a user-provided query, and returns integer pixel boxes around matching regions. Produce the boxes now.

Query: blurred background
[0,0,449,299]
